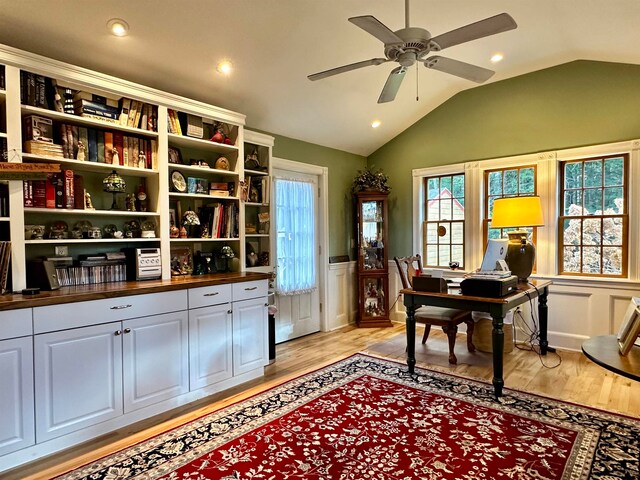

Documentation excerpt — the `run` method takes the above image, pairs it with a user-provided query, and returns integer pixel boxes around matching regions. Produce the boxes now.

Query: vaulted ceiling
[1,1,639,156]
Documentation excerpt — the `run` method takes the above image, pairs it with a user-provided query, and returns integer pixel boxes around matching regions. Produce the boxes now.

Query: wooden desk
[582,335,640,381]
[401,279,552,398]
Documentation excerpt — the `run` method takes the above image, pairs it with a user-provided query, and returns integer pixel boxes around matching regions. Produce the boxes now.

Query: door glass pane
[363,277,385,317]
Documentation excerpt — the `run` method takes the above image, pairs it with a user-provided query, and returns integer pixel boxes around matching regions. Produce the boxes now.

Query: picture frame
[617,297,640,355]
[170,246,192,276]
[168,146,182,164]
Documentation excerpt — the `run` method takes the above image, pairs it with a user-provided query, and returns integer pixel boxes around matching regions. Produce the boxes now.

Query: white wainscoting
[325,260,640,352]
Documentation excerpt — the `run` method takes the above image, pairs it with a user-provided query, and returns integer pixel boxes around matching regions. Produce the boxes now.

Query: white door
[232,297,268,375]
[122,311,189,413]
[34,322,123,442]
[0,336,34,456]
[188,303,233,390]
[273,168,321,343]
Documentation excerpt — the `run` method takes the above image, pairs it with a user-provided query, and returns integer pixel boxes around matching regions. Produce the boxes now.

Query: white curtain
[274,178,316,295]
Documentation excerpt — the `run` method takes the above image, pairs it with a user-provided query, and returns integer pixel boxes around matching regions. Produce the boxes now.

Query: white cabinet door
[34,322,123,442]
[122,311,189,413]
[232,297,268,376]
[189,304,233,390]
[0,337,34,456]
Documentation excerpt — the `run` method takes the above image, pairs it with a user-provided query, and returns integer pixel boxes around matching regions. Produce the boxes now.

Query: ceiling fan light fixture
[107,18,129,37]
[491,53,504,63]
[216,60,233,75]
[371,120,382,128]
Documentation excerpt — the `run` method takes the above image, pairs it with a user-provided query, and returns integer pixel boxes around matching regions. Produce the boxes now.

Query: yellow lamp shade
[491,196,544,228]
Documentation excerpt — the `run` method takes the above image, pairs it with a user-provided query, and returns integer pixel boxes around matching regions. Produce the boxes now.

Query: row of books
[23,170,84,210]
[24,122,157,169]
[0,241,11,294]
[200,202,239,239]
[167,109,184,135]
[20,71,157,132]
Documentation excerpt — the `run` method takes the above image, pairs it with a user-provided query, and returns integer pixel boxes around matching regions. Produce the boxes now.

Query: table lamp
[490,196,544,281]
[102,170,126,210]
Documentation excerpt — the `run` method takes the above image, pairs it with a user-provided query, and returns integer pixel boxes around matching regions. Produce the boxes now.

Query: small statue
[126,193,136,211]
[85,191,95,210]
[112,148,119,165]
[76,141,86,161]
[138,149,146,169]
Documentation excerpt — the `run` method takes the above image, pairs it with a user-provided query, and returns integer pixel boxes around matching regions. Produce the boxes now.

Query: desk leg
[539,287,549,355]
[406,305,416,374]
[491,314,505,399]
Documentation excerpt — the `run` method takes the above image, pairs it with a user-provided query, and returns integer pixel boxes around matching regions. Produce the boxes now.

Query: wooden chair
[394,255,475,364]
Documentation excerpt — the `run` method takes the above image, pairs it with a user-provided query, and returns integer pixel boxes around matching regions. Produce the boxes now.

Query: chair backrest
[394,255,423,289]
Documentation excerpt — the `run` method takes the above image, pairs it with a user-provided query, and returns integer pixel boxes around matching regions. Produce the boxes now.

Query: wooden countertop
[0,272,271,311]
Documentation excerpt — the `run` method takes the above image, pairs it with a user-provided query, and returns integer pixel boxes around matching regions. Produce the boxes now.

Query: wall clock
[171,170,187,193]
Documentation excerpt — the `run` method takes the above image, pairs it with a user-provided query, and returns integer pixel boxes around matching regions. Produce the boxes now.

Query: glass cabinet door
[359,275,388,320]
[359,199,386,272]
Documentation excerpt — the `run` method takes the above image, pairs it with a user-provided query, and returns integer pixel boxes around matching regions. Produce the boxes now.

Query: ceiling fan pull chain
[416,64,419,101]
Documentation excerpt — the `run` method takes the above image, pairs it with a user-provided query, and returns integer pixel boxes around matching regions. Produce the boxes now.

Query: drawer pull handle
[244,286,258,291]
[227,309,232,314]
[110,304,132,310]
[114,330,122,336]
[204,292,219,297]
[124,328,131,334]
[265,303,269,307]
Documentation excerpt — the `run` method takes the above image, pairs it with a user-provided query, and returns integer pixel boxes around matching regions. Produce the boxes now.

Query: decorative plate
[171,170,187,193]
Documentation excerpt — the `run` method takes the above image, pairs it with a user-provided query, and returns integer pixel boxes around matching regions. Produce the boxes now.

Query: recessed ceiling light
[107,18,129,37]
[371,120,381,128]
[490,53,504,63]
[216,60,233,75]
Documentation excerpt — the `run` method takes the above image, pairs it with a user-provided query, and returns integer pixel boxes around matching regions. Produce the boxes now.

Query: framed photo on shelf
[168,146,182,164]
[170,246,193,276]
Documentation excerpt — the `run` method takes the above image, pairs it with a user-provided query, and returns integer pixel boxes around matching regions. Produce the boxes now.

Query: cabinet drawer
[33,290,187,334]
[188,284,232,309]
[232,280,268,302]
[0,309,33,340]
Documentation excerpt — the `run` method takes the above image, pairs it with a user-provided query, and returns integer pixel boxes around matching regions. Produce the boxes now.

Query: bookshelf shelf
[21,105,159,138]
[246,234,269,238]
[25,238,158,245]
[244,169,268,176]
[0,216,9,222]
[0,132,6,138]
[169,192,239,201]
[24,207,160,217]
[21,154,158,177]
[245,202,269,207]
[168,133,239,154]
[170,237,238,243]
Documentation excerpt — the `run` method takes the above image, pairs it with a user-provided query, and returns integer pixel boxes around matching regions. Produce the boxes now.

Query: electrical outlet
[54,246,68,256]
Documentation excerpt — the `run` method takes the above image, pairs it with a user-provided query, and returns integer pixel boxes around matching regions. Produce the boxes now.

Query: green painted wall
[368,60,640,258]
[259,133,367,258]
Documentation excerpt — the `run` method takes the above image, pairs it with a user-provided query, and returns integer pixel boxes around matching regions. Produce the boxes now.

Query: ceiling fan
[308,0,517,103]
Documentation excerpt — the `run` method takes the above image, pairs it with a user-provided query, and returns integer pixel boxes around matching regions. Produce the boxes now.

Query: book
[104,132,114,164]
[123,136,129,166]
[113,132,124,165]
[118,97,131,125]
[87,128,97,161]
[23,180,33,207]
[62,169,74,209]
[97,130,105,162]
[32,180,47,208]
[127,100,139,127]
[66,124,74,159]
[73,91,118,108]
[0,183,8,216]
[71,125,79,159]
[60,124,70,158]
[45,173,57,208]
[133,102,143,129]
[23,140,63,157]
[35,75,48,109]
[73,174,85,210]
[140,103,149,131]
[74,98,119,116]
[78,127,89,159]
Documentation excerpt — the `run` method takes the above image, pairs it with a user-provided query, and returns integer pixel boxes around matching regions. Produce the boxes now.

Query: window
[559,154,628,277]
[274,177,317,295]
[484,165,537,246]
[422,173,465,268]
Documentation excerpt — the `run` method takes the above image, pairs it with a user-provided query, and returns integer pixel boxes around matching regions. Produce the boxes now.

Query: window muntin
[483,165,537,245]
[422,173,464,268]
[559,154,628,277]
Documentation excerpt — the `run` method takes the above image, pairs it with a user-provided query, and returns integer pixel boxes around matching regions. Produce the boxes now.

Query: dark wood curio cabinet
[355,191,391,327]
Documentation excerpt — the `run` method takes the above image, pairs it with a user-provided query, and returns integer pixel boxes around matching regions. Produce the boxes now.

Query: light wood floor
[6,323,640,480]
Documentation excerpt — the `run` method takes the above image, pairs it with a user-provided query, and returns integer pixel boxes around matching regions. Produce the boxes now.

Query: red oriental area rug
[57,354,639,480]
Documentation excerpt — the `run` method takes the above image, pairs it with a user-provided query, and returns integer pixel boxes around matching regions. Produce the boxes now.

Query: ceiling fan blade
[308,58,389,81]
[429,13,517,51]
[424,56,495,83]
[349,15,404,45]
[378,66,407,103]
